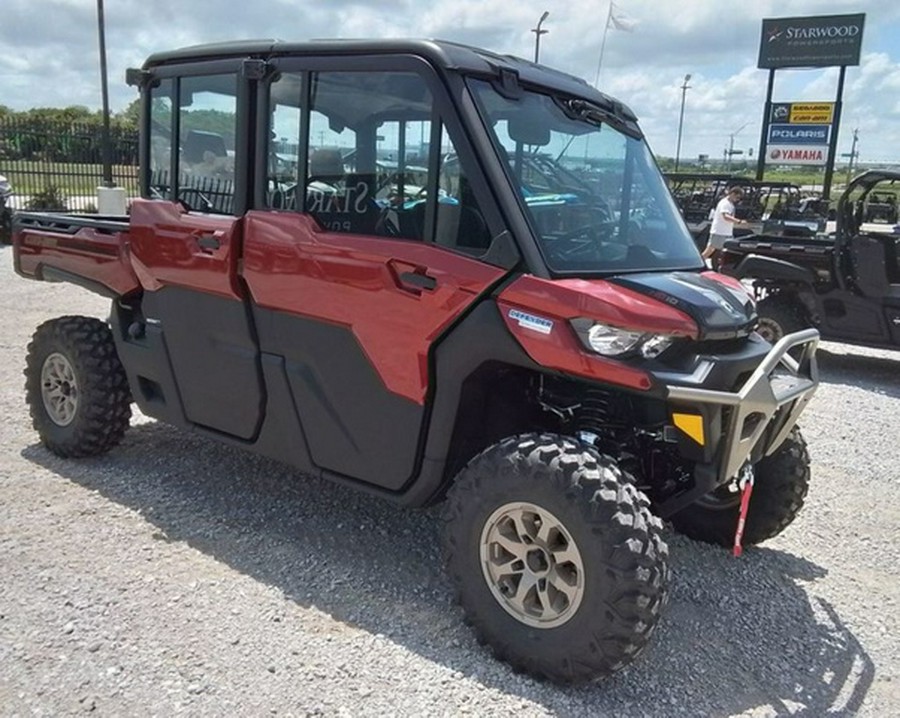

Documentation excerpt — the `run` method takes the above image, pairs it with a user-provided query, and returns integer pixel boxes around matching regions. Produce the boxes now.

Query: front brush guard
[665,328,819,486]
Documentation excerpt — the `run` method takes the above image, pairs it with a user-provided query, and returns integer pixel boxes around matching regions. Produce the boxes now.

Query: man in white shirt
[703,186,748,269]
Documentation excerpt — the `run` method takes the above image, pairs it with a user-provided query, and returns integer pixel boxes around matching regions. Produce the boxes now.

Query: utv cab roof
[140,38,638,128]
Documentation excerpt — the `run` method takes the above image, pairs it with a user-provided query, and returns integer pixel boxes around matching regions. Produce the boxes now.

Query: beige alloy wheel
[479,501,585,628]
[40,352,79,427]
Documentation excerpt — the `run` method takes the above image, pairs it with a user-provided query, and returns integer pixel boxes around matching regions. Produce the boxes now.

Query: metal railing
[0,118,139,212]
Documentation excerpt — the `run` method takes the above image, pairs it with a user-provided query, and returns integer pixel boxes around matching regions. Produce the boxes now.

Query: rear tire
[670,427,810,547]
[25,316,132,457]
[443,433,669,683]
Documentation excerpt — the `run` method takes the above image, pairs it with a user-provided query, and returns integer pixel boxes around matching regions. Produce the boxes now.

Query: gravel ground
[1,245,898,717]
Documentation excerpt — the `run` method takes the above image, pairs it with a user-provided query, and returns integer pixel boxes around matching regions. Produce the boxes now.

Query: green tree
[116,99,141,128]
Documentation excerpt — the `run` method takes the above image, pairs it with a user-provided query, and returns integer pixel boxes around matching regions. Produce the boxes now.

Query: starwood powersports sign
[758,14,865,69]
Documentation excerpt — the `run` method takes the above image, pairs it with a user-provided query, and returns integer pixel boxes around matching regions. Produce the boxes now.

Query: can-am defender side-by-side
[12,40,819,683]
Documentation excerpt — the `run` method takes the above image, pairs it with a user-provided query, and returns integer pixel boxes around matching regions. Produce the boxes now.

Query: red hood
[498,275,699,339]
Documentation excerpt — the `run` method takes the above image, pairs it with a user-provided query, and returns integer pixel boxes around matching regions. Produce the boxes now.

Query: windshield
[469,80,703,275]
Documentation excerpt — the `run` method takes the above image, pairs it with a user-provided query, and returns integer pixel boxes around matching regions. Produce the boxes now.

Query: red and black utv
[12,39,818,683]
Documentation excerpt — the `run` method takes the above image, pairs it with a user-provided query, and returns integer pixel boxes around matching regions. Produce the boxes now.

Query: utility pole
[674,74,691,172]
[725,123,748,172]
[532,11,549,63]
[843,128,859,185]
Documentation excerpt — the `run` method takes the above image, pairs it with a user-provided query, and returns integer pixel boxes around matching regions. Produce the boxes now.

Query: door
[243,64,508,488]
[129,70,264,440]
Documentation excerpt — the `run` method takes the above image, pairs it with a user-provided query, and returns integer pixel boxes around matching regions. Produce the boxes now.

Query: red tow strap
[732,473,754,557]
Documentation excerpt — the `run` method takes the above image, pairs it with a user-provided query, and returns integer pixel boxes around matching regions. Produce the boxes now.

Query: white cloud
[0,0,897,163]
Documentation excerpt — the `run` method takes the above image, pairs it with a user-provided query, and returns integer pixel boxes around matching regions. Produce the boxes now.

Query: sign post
[822,68,845,198]
[755,69,775,182]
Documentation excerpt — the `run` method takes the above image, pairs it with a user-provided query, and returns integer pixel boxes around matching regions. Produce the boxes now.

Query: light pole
[96,0,113,187]
[532,11,549,63]
[674,73,691,172]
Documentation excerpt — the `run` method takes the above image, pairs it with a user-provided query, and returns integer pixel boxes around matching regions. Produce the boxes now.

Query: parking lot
[1,247,898,717]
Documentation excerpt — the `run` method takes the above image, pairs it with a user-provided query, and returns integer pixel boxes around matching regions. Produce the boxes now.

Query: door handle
[398,271,437,292]
[196,234,221,251]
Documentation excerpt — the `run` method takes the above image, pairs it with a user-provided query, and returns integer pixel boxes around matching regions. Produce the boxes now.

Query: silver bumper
[665,328,820,483]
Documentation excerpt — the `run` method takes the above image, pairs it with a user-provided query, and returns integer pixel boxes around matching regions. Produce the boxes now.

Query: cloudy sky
[1,0,898,164]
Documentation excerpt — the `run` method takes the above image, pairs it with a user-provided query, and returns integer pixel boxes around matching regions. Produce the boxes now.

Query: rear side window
[265,68,491,253]
[148,73,238,215]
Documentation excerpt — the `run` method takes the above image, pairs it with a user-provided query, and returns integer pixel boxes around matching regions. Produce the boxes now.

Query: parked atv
[12,39,819,683]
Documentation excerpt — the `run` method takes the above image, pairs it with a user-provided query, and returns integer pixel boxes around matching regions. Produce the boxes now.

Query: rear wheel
[25,316,132,457]
[670,427,810,547]
[755,296,808,343]
[443,433,669,683]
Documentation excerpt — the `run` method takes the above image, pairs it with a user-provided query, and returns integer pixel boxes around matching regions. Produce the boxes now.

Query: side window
[148,79,174,199]
[435,127,492,253]
[177,74,237,214]
[305,72,375,235]
[267,72,302,209]
[264,68,491,253]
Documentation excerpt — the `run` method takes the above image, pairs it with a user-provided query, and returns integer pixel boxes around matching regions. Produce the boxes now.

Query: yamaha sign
[766,146,827,166]
[758,14,865,68]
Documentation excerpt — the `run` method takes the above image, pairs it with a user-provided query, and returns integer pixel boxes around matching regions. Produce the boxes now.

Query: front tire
[670,427,810,547]
[755,296,808,344]
[25,316,132,457]
[443,433,669,683]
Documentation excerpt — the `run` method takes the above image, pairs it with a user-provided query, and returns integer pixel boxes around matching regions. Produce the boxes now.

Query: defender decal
[508,308,554,335]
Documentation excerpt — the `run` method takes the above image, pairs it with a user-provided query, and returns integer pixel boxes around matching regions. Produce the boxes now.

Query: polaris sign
[768,124,831,145]
[758,14,865,68]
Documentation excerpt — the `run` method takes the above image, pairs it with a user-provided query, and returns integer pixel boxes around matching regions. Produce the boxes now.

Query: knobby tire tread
[670,427,810,547]
[443,433,669,684]
[25,315,132,458]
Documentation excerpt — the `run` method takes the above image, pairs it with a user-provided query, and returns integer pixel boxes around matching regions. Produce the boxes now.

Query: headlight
[586,323,643,356]
[571,319,676,359]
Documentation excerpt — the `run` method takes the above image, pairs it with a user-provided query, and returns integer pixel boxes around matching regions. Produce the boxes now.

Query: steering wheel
[545,220,623,263]
[553,219,617,243]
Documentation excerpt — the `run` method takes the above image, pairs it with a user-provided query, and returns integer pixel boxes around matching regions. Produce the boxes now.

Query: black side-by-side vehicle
[722,171,900,350]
